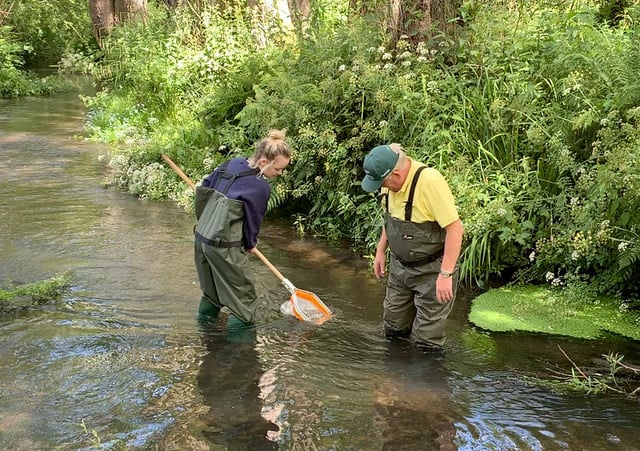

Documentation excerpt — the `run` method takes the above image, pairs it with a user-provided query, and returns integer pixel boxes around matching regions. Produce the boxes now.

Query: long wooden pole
[161,154,196,190]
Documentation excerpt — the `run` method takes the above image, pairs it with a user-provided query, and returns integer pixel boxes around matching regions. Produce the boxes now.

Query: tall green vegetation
[0,24,69,96]
[84,0,640,305]
[0,0,94,96]
[3,0,93,67]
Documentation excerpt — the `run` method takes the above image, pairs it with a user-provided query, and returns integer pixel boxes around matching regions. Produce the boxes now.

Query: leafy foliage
[82,0,640,303]
[469,285,640,339]
[3,0,94,67]
[0,25,71,97]
[0,0,95,96]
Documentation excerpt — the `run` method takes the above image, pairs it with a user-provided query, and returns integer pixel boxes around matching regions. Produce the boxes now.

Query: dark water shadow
[196,314,279,450]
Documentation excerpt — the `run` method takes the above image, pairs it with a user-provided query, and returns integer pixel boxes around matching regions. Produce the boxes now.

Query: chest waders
[194,162,260,324]
[381,166,457,349]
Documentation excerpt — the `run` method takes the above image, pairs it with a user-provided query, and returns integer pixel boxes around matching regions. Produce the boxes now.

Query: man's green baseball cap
[361,145,399,192]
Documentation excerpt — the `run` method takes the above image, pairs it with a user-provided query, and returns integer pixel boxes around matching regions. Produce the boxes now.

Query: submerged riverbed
[1,85,639,450]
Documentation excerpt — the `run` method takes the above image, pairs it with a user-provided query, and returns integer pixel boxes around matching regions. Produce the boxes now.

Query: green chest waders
[194,162,260,324]
[381,167,456,348]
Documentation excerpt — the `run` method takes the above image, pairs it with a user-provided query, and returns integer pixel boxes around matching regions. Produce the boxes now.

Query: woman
[195,129,291,324]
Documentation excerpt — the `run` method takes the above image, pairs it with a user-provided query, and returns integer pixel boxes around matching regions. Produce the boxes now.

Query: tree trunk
[88,0,148,48]
[390,0,461,45]
[288,0,311,33]
[115,0,147,22]
[88,0,116,47]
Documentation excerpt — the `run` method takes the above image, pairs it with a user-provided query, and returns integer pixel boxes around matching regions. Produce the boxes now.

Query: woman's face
[259,155,290,179]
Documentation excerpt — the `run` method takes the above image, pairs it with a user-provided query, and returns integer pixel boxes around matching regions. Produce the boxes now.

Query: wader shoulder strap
[214,161,260,194]
[405,166,427,221]
[378,192,389,212]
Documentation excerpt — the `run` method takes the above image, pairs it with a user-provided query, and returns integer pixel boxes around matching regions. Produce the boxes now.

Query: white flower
[338,64,346,72]
[382,53,393,61]
[529,251,536,262]
[545,271,554,282]
[618,242,629,251]
[571,251,579,261]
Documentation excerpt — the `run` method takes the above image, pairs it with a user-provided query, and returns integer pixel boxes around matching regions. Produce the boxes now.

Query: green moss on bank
[0,274,70,304]
[469,285,640,340]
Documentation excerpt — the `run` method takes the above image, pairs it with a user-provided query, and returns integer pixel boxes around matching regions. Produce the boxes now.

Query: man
[361,143,464,352]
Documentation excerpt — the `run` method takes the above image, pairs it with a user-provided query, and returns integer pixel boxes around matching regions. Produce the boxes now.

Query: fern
[617,243,640,280]
[267,182,289,211]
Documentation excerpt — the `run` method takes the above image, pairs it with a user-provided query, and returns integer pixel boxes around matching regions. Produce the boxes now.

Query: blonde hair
[252,129,291,163]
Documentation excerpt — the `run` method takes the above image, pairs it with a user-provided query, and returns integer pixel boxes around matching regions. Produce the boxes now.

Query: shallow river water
[1,83,639,450]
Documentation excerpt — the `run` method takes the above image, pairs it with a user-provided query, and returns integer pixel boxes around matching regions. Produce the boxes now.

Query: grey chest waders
[380,166,455,347]
[381,166,445,264]
[195,161,259,246]
[194,162,260,324]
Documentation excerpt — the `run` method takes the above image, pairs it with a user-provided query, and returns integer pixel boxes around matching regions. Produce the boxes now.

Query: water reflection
[196,314,278,450]
[375,341,457,450]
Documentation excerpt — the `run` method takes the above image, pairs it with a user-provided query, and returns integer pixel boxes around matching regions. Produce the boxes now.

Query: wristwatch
[439,269,453,278]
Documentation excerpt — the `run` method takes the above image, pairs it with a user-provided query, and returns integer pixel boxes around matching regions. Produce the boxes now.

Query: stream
[1,81,639,450]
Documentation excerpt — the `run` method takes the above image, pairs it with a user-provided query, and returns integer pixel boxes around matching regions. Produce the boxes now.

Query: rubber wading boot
[226,314,255,343]
[198,296,220,322]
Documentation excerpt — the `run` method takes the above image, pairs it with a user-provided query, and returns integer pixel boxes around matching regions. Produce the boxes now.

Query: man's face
[381,170,402,192]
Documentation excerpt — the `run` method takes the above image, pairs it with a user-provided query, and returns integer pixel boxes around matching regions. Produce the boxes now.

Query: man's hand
[436,275,454,303]
[373,252,386,279]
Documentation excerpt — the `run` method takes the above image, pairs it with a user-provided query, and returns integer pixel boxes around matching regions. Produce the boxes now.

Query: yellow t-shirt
[382,157,459,227]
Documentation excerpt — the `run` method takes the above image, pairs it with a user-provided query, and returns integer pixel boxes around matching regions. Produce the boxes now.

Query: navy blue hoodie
[201,157,270,249]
